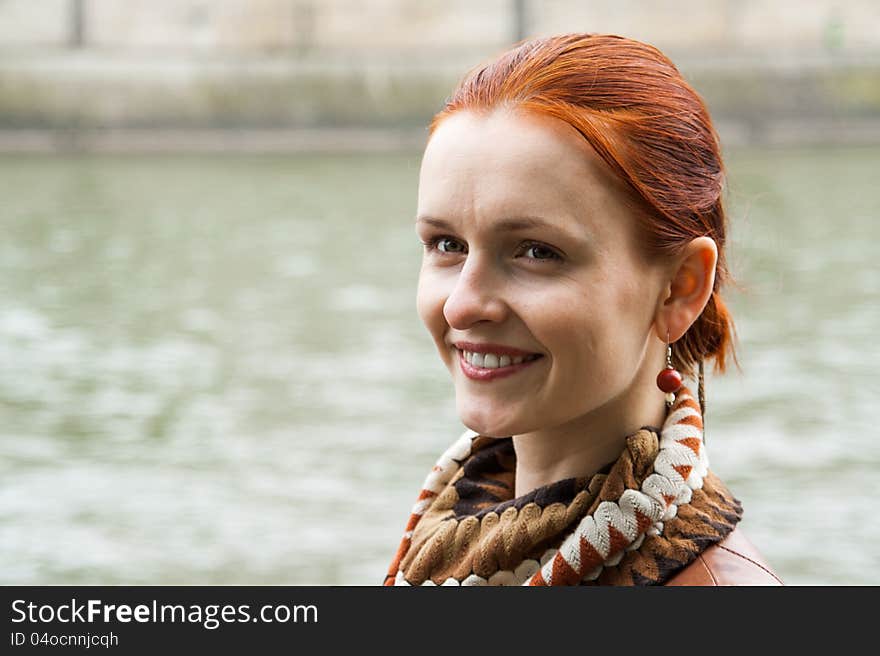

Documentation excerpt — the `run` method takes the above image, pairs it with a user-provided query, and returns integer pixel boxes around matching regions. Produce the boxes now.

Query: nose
[442,253,509,329]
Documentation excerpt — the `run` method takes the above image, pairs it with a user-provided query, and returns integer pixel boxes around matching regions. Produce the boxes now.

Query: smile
[456,348,544,381]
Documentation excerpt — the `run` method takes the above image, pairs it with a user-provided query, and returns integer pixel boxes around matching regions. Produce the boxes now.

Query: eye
[421,236,466,254]
[420,236,563,263]
[520,241,563,262]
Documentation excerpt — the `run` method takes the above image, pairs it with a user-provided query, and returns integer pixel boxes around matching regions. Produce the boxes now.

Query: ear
[655,237,718,343]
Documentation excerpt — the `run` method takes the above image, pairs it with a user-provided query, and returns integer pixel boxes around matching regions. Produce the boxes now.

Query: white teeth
[462,350,532,369]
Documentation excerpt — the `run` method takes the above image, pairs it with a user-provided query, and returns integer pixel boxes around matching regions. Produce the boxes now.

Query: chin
[457,398,524,438]
[463,422,509,438]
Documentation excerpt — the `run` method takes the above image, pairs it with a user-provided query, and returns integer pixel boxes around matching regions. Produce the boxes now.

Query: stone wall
[1,0,878,148]
[3,1,878,55]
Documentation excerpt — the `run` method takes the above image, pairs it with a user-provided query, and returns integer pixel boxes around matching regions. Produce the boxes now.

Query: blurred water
[0,147,876,585]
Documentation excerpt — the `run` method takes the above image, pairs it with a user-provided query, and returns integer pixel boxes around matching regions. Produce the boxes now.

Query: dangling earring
[657,330,682,408]
[698,357,707,444]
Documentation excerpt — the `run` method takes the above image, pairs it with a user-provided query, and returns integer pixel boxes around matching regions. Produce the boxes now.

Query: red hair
[428,33,740,383]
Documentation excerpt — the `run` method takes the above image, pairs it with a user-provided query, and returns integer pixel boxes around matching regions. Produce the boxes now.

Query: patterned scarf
[384,385,743,586]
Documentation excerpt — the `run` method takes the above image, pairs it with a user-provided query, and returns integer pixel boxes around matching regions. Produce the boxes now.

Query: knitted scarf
[384,385,743,586]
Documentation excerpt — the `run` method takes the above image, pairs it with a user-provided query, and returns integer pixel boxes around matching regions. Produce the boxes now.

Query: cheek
[595,265,657,370]
[610,264,656,332]
[522,275,630,376]
[518,285,598,363]
[416,269,447,338]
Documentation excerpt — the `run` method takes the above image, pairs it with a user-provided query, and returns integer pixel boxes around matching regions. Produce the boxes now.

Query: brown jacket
[664,527,783,586]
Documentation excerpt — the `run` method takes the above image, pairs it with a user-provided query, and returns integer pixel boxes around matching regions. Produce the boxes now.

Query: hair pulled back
[428,33,740,389]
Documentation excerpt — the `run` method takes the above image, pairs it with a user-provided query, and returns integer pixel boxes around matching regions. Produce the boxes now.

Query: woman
[385,33,782,586]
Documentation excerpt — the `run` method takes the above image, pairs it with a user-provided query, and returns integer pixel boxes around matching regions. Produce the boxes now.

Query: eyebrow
[415,215,583,241]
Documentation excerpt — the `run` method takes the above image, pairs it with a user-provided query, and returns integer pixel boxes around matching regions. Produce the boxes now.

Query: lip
[456,347,544,381]
[451,341,540,357]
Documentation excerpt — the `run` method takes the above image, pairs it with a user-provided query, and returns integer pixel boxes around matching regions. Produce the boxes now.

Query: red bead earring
[657,331,682,407]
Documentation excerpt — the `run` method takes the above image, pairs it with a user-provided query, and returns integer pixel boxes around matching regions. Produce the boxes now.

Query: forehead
[417,108,636,239]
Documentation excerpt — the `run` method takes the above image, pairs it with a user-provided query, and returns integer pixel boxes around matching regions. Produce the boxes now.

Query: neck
[511,374,668,498]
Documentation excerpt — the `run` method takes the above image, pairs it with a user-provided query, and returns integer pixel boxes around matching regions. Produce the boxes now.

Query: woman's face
[415,108,668,438]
